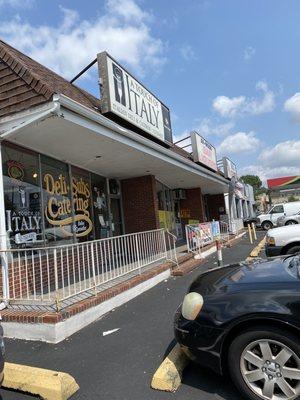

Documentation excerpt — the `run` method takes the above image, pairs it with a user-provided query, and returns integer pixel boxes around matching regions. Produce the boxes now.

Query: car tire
[286,246,300,255]
[286,220,298,226]
[228,326,300,400]
[261,221,273,230]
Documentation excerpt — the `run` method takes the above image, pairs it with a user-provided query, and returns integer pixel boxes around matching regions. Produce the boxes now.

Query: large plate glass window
[91,174,109,239]
[71,167,93,242]
[2,143,42,248]
[41,155,74,245]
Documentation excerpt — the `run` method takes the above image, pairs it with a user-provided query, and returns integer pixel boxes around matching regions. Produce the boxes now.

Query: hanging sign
[97,52,172,144]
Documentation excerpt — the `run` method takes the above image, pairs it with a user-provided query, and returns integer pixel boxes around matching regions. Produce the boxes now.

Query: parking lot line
[246,236,266,261]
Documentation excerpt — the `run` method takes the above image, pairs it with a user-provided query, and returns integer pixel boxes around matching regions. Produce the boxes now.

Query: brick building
[0,39,238,301]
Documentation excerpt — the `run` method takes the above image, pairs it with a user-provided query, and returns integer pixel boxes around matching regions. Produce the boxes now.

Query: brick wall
[121,175,159,234]
[207,194,226,220]
[180,188,205,224]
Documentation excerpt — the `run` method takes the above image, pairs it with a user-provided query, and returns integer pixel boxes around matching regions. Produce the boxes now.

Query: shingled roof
[0,39,201,165]
[0,39,101,118]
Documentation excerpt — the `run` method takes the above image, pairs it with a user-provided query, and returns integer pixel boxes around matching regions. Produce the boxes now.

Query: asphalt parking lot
[0,231,265,400]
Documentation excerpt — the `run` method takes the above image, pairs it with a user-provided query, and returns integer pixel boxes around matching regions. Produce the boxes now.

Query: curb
[151,344,189,392]
[3,362,79,400]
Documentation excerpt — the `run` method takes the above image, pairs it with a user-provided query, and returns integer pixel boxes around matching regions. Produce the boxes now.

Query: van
[257,201,300,230]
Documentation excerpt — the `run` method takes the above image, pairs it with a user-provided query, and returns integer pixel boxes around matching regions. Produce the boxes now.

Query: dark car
[174,256,300,400]
[243,216,259,227]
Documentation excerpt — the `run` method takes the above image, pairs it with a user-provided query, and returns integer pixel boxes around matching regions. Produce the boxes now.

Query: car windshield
[283,254,300,279]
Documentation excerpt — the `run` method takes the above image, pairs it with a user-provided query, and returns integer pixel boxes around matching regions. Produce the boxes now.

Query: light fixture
[33,172,38,178]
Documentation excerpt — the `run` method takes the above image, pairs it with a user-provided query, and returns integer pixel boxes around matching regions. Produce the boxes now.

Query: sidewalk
[0,231,265,400]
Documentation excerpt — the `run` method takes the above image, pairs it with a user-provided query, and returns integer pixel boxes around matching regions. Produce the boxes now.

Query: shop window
[91,174,110,239]
[2,143,42,248]
[41,156,74,245]
[156,180,175,232]
[71,167,93,242]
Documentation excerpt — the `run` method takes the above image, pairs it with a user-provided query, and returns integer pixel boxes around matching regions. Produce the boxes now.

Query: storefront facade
[0,40,231,253]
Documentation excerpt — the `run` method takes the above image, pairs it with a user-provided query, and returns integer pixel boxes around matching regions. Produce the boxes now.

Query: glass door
[110,198,123,236]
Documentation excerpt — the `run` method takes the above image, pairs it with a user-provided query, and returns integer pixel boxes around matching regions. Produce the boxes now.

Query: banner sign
[190,132,217,171]
[97,52,172,144]
[186,221,220,251]
[211,221,220,238]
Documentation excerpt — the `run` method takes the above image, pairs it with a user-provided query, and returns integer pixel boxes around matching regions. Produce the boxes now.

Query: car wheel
[228,326,300,400]
[262,221,273,230]
[286,246,300,255]
[286,221,298,226]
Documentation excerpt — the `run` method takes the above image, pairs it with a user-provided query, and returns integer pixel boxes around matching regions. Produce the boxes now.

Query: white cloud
[243,46,256,61]
[213,80,275,118]
[284,93,300,121]
[259,140,300,168]
[0,0,165,79]
[0,0,33,7]
[217,131,260,155]
[213,96,245,118]
[241,140,300,182]
[240,165,300,184]
[180,45,197,61]
[196,118,235,137]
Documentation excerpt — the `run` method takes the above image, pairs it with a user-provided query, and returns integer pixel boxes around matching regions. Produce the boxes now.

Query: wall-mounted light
[33,172,38,179]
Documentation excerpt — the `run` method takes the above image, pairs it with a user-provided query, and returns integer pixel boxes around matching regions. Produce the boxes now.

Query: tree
[240,175,262,191]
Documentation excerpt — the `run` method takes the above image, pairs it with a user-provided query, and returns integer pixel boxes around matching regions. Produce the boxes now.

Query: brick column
[180,188,205,224]
[121,175,159,234]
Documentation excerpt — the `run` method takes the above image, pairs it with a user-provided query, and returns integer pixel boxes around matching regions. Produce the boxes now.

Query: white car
[257,201,300,230]
[265,224,300,256]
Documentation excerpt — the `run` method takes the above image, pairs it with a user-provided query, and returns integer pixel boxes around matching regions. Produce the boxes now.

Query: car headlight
[266,236,275,246]
[182,292,204,320]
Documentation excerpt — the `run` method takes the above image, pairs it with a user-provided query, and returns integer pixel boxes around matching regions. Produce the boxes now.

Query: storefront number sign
[44,174,93,237]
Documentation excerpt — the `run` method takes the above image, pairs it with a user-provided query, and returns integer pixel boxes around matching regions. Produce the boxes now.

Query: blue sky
[1,0,300,183]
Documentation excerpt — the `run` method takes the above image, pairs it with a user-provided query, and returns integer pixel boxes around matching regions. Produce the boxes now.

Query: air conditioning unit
[173,189,186,200]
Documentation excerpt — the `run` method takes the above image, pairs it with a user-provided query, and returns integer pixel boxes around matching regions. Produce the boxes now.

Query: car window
[271,205,284,213]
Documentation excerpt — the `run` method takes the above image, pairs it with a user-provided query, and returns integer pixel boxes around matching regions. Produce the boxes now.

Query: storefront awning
[0,94,229,195]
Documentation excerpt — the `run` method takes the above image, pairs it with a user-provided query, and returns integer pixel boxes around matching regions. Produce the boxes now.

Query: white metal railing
[186,220,229,256]
[0,228,177,309]
[219,221,230,243]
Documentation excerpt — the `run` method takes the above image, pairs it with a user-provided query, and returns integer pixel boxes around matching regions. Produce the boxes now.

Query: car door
[269,204,285,225]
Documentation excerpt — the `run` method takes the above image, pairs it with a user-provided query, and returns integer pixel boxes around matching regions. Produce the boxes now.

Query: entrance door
[110,198,123,236]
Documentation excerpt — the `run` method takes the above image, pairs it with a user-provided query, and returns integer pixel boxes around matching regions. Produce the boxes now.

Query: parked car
[256,201,300,230]
[243,216,259,227]
[265,224,300,256]
[277,212,300,227]
[174,256,300,400]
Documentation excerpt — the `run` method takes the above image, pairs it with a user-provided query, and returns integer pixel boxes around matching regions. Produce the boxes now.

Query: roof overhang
[0,94,229,194]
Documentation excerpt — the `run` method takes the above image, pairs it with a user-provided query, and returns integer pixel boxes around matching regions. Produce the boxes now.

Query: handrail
[0,228,165,253]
